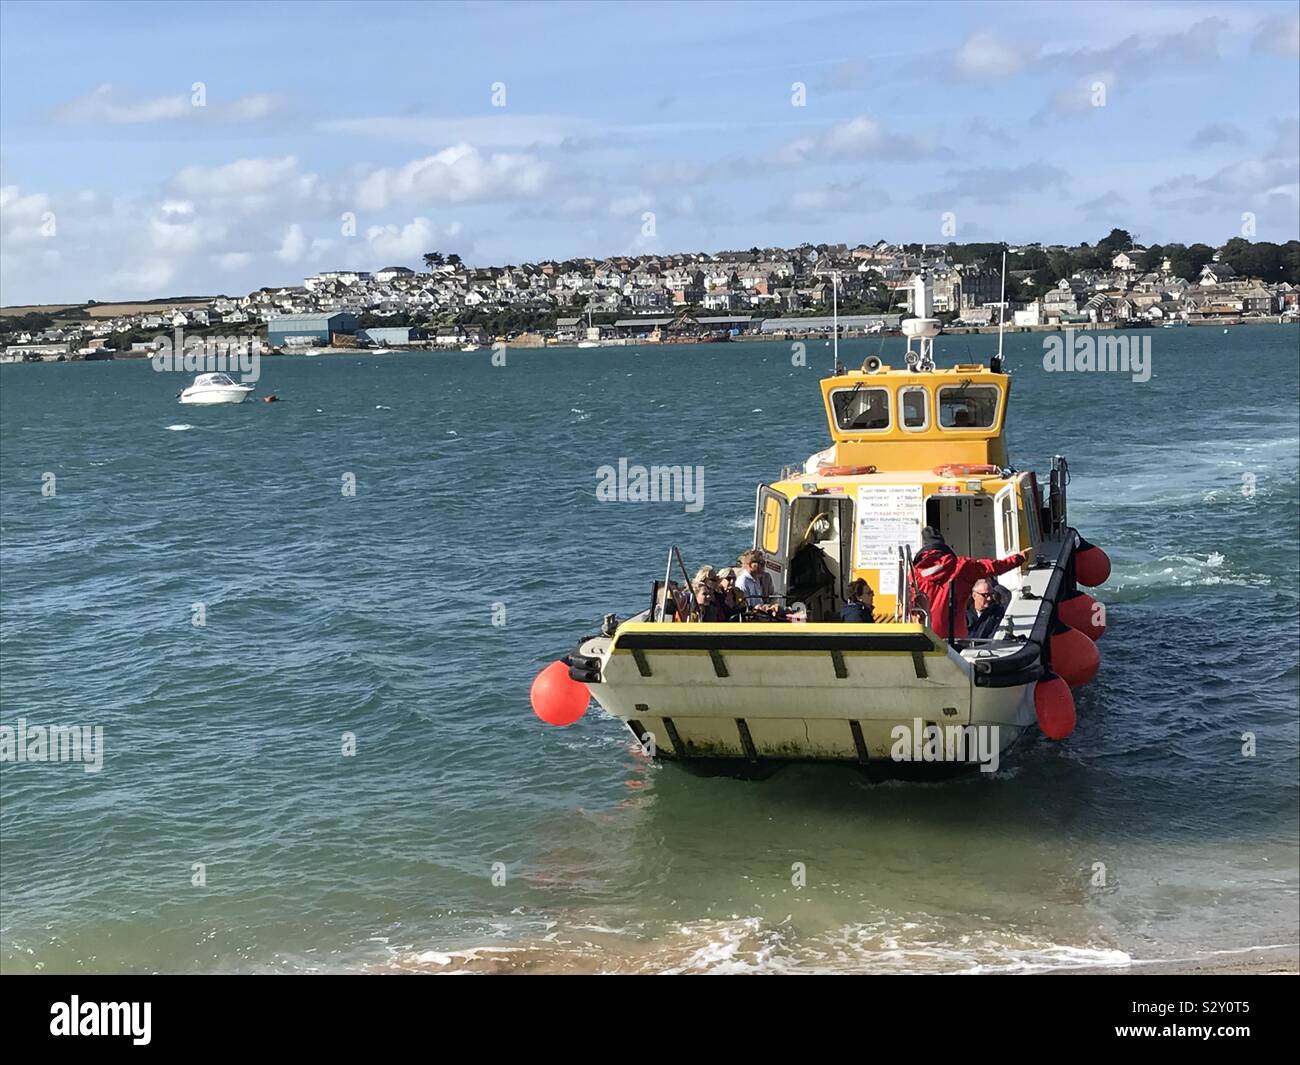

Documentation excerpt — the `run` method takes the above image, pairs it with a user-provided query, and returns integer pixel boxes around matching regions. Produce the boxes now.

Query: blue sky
[1,0,1297,304]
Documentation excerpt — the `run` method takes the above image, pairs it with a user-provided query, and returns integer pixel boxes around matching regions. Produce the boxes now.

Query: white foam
[1109,551,1269,590]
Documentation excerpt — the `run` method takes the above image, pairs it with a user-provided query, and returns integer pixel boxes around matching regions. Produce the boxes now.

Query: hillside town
[2,233,1298,360]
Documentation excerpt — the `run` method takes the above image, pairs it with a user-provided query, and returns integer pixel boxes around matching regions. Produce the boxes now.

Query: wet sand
[1068,945,1298,976]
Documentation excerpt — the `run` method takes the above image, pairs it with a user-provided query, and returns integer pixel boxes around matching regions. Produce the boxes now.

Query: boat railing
[1048,454,1070,537]
[656,544,701,622]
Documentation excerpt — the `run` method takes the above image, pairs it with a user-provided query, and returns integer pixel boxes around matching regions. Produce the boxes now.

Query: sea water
[1,327,1296,973]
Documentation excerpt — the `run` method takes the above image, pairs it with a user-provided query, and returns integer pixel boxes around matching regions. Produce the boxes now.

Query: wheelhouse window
[830,387,890,431]
[938,385,1000,429]
[899,387,929,430]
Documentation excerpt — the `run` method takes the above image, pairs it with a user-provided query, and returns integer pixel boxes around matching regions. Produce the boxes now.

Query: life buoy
[818,464,877,477]
[933,464,1000,477]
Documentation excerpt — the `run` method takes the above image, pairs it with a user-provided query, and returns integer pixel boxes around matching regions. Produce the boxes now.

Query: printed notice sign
[855,484,924,594]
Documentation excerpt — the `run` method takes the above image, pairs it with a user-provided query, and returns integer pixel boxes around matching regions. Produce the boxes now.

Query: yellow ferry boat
[533,278,1111,776]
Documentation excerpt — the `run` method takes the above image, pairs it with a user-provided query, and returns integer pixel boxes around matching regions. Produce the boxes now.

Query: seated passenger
[839,578,884,623]
[965,578,1006,639]
[661,580,689,621]
[911,527,1026,639]
[717,567,745,620]
[692,581,730,623]
[736,549,776,607]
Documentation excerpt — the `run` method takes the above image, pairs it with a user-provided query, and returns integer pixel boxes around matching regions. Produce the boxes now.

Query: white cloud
[1046,71,1118,116]
[915,163,1070,209]
[54,83,285,125]
[364,217,436,260]
[953,32,1030,79]
[150,218,206,254]
[316,114,591,148]
[1078,189,1128,222]
[608,192,653,216]
[276,224,306,264]
[0,184,54,247]
[1189,122,1248,149]
[777,116,947,165]
[1150,154,1300,218]
[170,156,300,199]
[167,157,333,218]
[110,259,176,294]
[1253,13,1300,57]
[212,252,253,271]
[763,179,889,223]
[354,144,548,210]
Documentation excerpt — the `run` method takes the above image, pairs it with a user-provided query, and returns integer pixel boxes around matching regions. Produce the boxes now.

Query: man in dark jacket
[911,527,1025,639]
[965,578,1006,639]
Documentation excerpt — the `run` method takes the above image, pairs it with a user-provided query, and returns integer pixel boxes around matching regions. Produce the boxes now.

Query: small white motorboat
[178,372,254,405]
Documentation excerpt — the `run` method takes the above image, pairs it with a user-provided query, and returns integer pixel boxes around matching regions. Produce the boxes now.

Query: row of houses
[1011,268,1299,326]
[6,242,1297,353]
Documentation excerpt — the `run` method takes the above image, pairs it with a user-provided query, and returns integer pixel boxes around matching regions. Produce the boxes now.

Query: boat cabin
[755,361,1044,623]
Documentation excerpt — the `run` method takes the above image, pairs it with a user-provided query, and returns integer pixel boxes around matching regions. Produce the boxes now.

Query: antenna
[831,268,839,372]
[997,250,1007,362]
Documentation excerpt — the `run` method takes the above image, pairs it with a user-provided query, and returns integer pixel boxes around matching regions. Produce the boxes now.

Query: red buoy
[1075,538,1111,587]
[1049,620,1101,688]
[1034,671,1076,740]
[1058,589,1106,641]
[530,660,589,726]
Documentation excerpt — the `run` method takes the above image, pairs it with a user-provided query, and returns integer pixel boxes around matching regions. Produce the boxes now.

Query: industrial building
[266,312,359,348]
[758,314,901,334]
[611,315,762,338]
[356,326,418,347]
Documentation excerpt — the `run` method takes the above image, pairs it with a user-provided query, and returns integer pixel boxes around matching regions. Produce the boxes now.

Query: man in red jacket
[911,527,1027,639]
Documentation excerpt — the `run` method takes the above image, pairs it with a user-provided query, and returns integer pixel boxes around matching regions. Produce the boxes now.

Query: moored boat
[178,372,254,404]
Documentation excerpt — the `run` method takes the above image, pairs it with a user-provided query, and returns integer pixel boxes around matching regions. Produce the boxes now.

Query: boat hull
[580,623,1037,773]
[575,535,1078,775]
[179,387,253,405]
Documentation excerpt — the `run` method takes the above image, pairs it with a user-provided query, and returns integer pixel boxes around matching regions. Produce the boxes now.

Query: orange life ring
[818,464,877,476]
[933,464,1000,477]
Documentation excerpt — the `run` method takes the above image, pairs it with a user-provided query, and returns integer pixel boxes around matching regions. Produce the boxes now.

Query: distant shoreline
[2,317,1296,365]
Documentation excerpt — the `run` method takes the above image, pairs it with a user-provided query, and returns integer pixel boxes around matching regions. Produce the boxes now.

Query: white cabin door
[994,483,1019,558]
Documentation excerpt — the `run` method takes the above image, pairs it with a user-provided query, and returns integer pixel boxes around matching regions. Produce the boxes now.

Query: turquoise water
[1,328,1297,973]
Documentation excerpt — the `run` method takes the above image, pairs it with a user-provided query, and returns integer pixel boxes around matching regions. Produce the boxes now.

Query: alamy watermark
[1,718,104,773]
[595,459,704,513]
[890,719,1000,773]
[150,327,261,383]
[50,996,150,1045]
[1042,329,1151,383]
